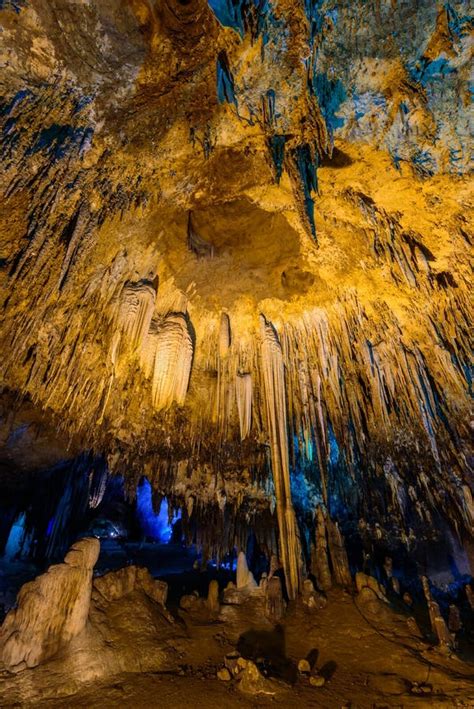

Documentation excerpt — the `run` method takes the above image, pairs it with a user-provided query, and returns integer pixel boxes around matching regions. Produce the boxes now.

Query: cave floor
[2,588,473,708]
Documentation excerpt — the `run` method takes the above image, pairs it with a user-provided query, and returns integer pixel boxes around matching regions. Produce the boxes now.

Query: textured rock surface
[0,0,472,595]
[0,537,99,671]
[93,565,168,609]
[0,547,184,702]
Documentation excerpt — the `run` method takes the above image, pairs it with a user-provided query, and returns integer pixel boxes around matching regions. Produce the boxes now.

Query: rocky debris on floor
[179,580,221,621]
[93,564,170,616]
[301,578,327,611]
[238,659,285,696]
[0,537,100,672]
[297,656,326,687]
[309,674,325,687]
[215,650,287,696]
[224,650,242,676]
[297,658,311,675]
[410,682,433,695]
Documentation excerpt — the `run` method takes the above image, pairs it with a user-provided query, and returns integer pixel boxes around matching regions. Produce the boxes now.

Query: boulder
[238,659,281,696]
[355,572,388,602]
[180,591,201,611]
[298,658,311,675]
[224,651,241,676]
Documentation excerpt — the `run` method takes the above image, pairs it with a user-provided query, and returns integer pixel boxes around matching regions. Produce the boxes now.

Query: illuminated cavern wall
[0,0,472,596]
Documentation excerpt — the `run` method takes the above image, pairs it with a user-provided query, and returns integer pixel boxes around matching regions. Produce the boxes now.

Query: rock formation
[0,537,99,671]
[236,550,257,590]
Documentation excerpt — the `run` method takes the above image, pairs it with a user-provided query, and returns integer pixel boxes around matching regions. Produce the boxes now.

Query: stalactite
[140,316,161,379]
[218,313,231,358]
[216,312,232,434]
[88,466,108,509]
[187,212,214,258]
[260,314,301,600]
[117,278,157,351]
[236,372,252,440]
[151,313,193,410]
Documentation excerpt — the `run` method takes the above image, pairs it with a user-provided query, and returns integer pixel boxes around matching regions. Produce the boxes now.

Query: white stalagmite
[260,315,301,600]
[118,279,157,350]
[236,372,252,440]
[236,551,257,589]
[151,313,193,410]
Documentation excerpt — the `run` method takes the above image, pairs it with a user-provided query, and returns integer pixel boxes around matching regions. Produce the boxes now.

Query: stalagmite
[264,576,285,621]
[207,580,220,617]
[260,315,301,600]
[0,538,100,671]
[421,576,454,651]
[314,506,332,591]
[448,605,462,634]
[236,551,257,590]
[151,313,193,410]
[327,517,352,587]
[355,573,388,603]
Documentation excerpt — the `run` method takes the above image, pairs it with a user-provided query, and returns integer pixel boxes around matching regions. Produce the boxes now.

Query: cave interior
[0,0,473,707]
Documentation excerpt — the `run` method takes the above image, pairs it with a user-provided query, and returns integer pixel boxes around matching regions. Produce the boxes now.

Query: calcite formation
[0,537,99,671]
[0,1,472,597]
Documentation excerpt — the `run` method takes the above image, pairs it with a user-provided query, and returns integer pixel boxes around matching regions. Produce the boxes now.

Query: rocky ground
[1,544,473,708]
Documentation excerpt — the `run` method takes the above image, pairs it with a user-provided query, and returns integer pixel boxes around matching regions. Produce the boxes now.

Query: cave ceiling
[0,0,472,589]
